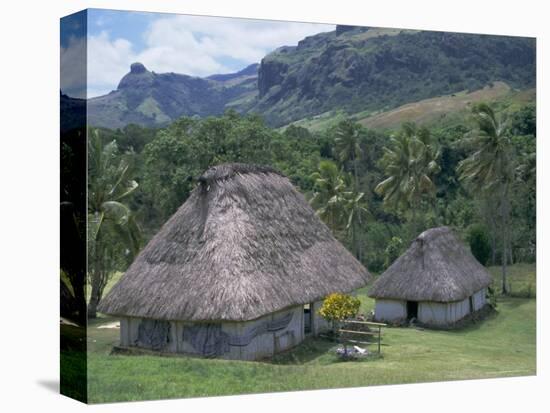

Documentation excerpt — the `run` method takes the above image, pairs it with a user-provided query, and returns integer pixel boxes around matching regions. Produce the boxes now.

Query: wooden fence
[338,320,387,354]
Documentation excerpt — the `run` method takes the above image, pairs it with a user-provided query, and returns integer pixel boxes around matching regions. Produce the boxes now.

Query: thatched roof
[368,226,492,302]
[99,163,371,322]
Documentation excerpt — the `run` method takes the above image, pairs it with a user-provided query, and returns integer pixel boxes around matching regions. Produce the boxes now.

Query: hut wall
[418,297,470,325]
[119,317,130,347]
[472,288,487,311]
[119,306,304,360]
[312,300,331,335]
[374,299,407,322]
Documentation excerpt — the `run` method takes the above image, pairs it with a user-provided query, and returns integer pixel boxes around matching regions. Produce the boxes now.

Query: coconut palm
[88,129,141,317]
[334,120,363,191]
[310,160,347,233]
[342,191,371,261]
[375,123,440,233]
[457,103,514,294]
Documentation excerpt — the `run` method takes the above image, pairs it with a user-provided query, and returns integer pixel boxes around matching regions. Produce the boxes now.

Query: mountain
[87,62,258,129]
[206,63,259,82]
[252,26,535,125]
[86,26,535,129]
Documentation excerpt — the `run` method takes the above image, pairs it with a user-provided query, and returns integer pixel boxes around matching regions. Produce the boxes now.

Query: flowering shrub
[318,293,361,327]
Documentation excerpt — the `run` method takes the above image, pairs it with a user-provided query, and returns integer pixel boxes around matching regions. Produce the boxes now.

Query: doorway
[406,301,418,320]
[304,303,313,335]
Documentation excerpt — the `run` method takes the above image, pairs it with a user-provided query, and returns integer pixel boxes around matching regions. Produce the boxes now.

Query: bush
[486,285,498,309]
[318,293,361,329]
[384,236,403,269]
[467,224,491,266]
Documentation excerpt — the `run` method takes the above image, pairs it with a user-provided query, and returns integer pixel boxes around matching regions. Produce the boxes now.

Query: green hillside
[285,81,535,132]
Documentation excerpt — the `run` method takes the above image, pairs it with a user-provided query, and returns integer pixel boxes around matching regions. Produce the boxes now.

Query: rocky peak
[130,62,147,74]
[118,63,154,90]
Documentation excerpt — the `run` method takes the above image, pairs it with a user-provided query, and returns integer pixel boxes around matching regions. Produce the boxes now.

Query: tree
[310,160,348,233]
[375,122,440,234]
[342,191,371,262]
[467,224,491,266]
[88,129,141,318]
[333,120,370,261]
[384,236,404,269]
[334,120,363,191]
[318,293,361,332]
[457,103,514,294]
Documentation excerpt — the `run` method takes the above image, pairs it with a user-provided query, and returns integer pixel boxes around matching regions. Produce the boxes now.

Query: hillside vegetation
[287,82,535,132]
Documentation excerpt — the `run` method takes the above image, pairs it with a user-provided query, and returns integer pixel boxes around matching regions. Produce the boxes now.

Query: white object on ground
[353,345,367,354]
[97,321,120,329]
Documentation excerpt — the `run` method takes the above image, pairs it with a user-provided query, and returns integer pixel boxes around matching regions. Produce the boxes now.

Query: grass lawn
[488,263,536,297]
[86,263,536,403]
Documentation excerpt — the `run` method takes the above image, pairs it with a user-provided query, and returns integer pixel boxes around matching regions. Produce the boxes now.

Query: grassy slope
[87,264,536,403]
[284,83,535,132]
[357,81,512,130]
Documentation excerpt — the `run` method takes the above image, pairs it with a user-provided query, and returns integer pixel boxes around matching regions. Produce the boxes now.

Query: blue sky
[61,9,334,98]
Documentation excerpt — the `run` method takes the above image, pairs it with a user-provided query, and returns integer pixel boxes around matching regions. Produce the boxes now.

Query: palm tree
[458,103,514,294]
[375,122,440,233]
[334,120,363,191]
[310,160,347,233]
[88,130,141,317]
[342,191,371,261]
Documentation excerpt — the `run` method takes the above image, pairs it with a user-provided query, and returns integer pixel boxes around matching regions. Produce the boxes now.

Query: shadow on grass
[497,296,534,309]
[268,337,337,365]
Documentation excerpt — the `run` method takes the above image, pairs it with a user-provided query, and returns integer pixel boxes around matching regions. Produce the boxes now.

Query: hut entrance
[304,303,313,335]
[406,301,418,320]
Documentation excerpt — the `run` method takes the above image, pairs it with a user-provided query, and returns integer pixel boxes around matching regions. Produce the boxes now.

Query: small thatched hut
[99,163,371,360]
[368,226,492,326]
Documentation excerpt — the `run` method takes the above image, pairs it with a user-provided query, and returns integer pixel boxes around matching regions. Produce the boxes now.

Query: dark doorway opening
[469,296,474,313]
[304,303,313,335]
[407,301,418,320]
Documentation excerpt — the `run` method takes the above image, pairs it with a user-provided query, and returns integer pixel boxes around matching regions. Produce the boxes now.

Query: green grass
[87,264,536,403]
[488,263,536,297]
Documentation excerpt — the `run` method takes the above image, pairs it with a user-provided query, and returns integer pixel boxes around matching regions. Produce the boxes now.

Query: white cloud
[87,32,136,96]
[84,15,334,97]
[60,36,87,98]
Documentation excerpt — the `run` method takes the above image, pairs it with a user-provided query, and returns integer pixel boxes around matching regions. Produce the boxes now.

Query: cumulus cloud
[84,14,334,97]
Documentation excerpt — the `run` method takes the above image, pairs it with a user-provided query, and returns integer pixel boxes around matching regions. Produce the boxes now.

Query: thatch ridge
[368,226,492,302]
[198,163,282,184]
[99,163,371,322]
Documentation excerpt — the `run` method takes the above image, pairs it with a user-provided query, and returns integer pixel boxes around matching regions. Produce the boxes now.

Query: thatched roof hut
[99,163,371,359]
[369,226,492,326]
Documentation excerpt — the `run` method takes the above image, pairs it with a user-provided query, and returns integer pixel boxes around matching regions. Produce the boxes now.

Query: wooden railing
[338,320,387,354]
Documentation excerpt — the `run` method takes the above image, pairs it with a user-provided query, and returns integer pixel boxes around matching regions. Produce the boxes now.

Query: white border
[0,1,546,412]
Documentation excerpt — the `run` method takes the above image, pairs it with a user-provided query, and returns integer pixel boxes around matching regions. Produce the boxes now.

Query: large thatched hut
[368,226,492,326]
[99,163,371,360]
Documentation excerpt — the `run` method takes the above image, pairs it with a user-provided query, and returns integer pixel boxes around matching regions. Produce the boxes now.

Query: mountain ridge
[85,26,536,130]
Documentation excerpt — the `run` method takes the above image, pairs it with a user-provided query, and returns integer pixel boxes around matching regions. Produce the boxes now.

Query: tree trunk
[411,202,419,237]
[353,152,359,193]
[483,197,497,265]
[500,187,510,295]
[490,231,497,265]
[88,242,103,318]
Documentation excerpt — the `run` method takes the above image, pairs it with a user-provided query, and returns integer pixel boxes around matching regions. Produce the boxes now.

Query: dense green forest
[83,97,535,315]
